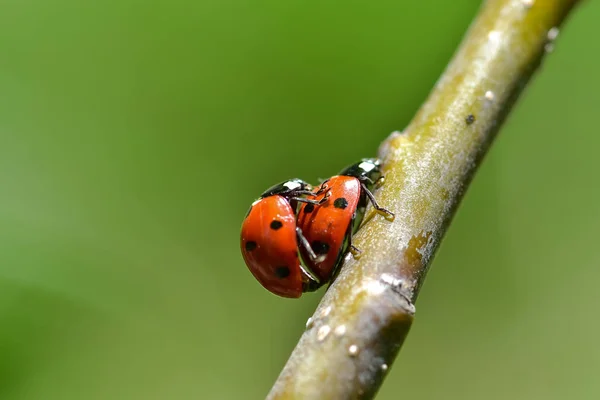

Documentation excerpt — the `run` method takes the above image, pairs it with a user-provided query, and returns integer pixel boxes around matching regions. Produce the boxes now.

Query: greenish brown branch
[268,0,581,399]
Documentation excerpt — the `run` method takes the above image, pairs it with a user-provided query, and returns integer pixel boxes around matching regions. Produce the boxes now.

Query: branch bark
[268,1,581,399]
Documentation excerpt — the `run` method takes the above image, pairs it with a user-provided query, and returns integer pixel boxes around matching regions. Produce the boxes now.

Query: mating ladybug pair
[240,158,394,298]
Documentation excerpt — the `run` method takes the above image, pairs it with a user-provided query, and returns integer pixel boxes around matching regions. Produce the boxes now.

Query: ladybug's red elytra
[240,179,329,298]
[296,158,394,284]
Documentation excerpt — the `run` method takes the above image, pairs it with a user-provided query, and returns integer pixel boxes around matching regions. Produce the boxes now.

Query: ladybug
[296,158,394,283]
[240,179,330,298]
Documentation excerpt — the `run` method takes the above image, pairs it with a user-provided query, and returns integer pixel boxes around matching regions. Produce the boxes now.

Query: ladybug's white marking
[348,344,359,357]
[334,325,346,337]
[358,161,376,173]
[283,181,302,191]
[251,199,261,206]
[317,325,331,341]
[381,363,388,372]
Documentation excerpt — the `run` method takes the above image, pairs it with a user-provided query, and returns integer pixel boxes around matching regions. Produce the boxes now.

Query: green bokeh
[0,1,597,399]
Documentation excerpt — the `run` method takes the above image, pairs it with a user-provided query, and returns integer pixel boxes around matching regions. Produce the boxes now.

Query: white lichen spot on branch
[320,306,332,318]
[317,325,331,341]
[305,317,314,330]
[545,27,560,53]
[488,30,501,43]
[521,0,534,9]
[334,325,347,337]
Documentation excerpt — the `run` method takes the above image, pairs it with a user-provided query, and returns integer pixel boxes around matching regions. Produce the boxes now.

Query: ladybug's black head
[260,178,313,199]
[339,158,383,190]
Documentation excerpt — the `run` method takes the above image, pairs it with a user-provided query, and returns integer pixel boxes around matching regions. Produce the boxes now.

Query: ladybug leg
[350,245,362,259]
[361,183,395,221]
[295,227,324,280]
[315,179,330,195]
[347,219,362,259]
[294,197,320,206]
[318,189,331,202]
[299,263,320,287]
[363,176,375,185]
[292,185,330,199]
[292,190,331,206]
[293,189,320,197]
[327,223,360,286]
[296,227,327,264]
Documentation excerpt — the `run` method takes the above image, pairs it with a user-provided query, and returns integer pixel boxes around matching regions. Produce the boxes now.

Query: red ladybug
[240,179,329,298]
[296,158,394,283]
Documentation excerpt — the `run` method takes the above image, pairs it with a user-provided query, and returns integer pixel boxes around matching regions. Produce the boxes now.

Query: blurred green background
[0,1,597,399]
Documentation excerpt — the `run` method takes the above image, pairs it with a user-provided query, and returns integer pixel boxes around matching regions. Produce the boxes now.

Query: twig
[267,0,581,399]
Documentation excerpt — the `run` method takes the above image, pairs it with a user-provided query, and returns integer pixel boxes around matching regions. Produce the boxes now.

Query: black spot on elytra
[311,241,330,255]
[304,203,315,213]
[245,241,257,251]
[334,197,348,209]
[270,220,283,230]
[465,114,475,124]
[275,266,290,278]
